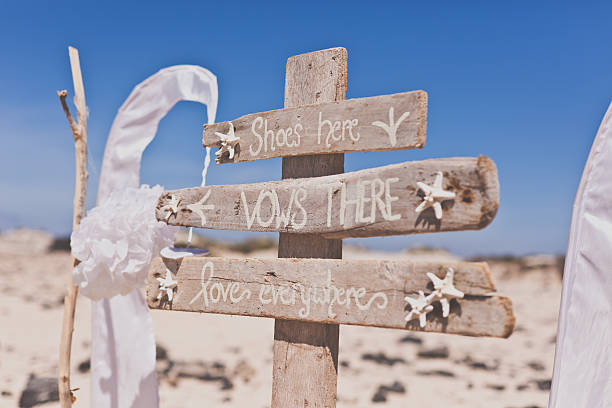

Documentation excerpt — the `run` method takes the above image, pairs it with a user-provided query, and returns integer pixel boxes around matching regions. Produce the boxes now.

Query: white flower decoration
[71,185,178,300]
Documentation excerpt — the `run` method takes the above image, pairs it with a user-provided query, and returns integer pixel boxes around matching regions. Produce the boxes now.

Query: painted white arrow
[186,190,215,226]
[372,107,411,146]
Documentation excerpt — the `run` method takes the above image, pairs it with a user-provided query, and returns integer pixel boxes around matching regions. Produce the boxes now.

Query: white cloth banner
[92,65,218,407]
[549,102,612,407]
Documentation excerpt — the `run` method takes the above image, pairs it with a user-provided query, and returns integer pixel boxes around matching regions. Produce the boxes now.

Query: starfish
[215,122,240,163]
[426,268,464,317]
[405,290,435,328]
[186,190,214,226]
[415,171,456,220]
[372,107,411,146]
[160,195,180,221]
[156,269,178,302]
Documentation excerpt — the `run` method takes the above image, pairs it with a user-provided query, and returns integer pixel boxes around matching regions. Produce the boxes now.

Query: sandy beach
[0,229,561,407]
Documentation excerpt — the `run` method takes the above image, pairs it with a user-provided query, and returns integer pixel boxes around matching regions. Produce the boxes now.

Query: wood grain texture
[145,257,514,339]
[205,90,427,164]
[275,47,346,408]
[156,156,499,238]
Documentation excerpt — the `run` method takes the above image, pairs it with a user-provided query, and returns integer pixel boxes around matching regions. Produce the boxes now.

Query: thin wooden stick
[58,46,88,407]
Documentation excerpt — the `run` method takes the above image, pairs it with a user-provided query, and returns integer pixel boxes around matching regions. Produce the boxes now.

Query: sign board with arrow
[148,47,514,408]
[156,156,499,238]
[147,256,514,338]
[205,91,427,164]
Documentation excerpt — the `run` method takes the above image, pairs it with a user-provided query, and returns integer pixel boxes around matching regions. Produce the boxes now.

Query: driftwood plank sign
[156,156,499,238]
[147,257,514,338]
[204,91,427,164]
[150,48,513,408]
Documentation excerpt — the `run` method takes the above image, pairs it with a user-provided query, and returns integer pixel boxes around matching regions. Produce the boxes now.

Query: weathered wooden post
[273,47,346,408]
[147,47,514,407]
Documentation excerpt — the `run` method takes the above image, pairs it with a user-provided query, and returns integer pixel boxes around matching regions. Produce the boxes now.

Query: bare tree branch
[57,46,88,408]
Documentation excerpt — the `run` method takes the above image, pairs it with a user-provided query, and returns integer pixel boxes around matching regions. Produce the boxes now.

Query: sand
[0,237,561,407]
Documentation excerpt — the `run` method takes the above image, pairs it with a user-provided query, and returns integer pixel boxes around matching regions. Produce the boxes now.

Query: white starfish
[372,107,410,146]
[215,122,240,163]
[186,190,214,226]
[415,171,456,220]
[156,269,178,302]
[160,195,180,221]
[405,290,435,328]
[427,268,464,317]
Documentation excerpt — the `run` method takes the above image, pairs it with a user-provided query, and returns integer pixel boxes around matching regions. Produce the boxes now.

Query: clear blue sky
[1,1,610,255]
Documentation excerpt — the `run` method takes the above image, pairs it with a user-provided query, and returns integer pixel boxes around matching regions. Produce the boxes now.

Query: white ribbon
[91,65,218,407]
[549,102,612,407]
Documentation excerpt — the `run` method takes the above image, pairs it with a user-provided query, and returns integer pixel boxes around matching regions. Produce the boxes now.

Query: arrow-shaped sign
[156,156,499,239]
[185,190,215,226]
[146,256,514,338]
[204,90,427,164]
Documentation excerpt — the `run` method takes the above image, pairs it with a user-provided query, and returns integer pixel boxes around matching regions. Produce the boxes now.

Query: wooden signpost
[146,47,515,407]
[157,156,499,238]
[205,90,427,163]
[147,257,513,338]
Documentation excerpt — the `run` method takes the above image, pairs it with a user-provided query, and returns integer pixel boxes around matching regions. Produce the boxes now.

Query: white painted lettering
[250,117,263,156]
[385,177,401,221]
[358,179,373,223]
[189,261,251,308]
[340,181,360,226]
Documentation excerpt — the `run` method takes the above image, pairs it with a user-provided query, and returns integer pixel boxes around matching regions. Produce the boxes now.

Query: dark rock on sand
[165,361,233,390]
[398,334,423,345]
[77,359,90,373]
[417,346,449,359]
[486,384,506,391]
[506,406,542,408]
[532,379,551,391]
[527,361,545,371]
[460,355,500,371]
[18,375,58,407]
[156,344,169,361]
[416,369,455,377]
[362,352,406,366]
[372,381,406,403]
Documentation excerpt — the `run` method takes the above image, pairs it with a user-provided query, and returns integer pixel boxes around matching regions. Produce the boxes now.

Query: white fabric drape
[549,102,612,407]
[92,65,218,407]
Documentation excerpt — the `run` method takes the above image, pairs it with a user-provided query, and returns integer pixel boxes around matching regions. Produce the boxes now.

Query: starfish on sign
[426,268,464,317]
[160,195,180,221]
[156,269,178,302]
[415,171,456,220]
[215,122,240,163]
[186,190,214,226]
[405,290,435,328]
